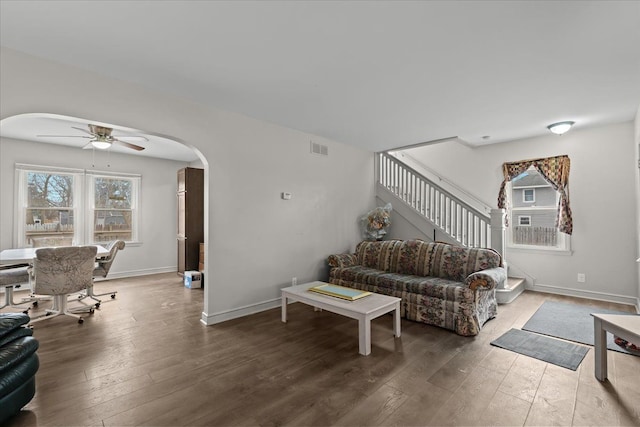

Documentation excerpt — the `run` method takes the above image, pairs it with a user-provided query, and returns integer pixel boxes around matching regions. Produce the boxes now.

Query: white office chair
[29,246,97,325]
[0,265,32,312]
[77,240,124,307]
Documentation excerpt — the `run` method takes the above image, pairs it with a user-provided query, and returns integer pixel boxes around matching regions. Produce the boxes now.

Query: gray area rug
[490,328,588,370]
[522,301,639,356]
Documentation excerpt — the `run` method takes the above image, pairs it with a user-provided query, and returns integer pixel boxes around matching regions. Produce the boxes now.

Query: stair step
[505,277,525,291]
[497,277,526,304]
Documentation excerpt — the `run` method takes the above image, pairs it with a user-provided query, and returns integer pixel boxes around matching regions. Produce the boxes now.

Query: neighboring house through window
[509,167,565,249]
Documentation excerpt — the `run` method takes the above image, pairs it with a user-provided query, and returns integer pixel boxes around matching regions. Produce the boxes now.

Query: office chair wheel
[22,309,29,314]
[95,302,100,308]
[89,308,95,314]
[78,318,84,324]
[111,294,116,299]
[33,301,38,307]
[45,312,51,316]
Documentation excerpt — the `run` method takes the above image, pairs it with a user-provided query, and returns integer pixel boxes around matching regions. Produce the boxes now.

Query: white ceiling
[1,1,639,155]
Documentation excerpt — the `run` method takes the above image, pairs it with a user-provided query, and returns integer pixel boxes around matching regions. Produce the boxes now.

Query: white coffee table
[591,313,640,381]
[281,281,401,356]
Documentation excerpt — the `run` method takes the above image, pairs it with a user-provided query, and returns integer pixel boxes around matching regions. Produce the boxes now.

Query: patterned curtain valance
[497,155,573,235]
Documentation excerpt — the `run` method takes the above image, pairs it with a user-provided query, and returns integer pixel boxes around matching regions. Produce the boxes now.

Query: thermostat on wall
[281,192,292,200]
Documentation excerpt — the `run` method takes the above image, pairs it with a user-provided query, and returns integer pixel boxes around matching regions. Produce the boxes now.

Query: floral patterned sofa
[327,239,506,336]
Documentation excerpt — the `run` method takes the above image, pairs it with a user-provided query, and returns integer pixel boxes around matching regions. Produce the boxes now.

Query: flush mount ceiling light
[547,121,575,135]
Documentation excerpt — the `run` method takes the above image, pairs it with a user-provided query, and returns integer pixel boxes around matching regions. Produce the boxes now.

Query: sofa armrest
[327,253,358,268]
[465,267,507,291]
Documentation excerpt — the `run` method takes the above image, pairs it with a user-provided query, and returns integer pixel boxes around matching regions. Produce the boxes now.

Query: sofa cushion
[428,242,501,281]
[0,328,33,348]
[0,336,39,375]
[327,253,358,268]
[329,265,389,288]
[354,240,403,271]
[0,352,39,401]
[391,239,432,276]
[0,314,30,341]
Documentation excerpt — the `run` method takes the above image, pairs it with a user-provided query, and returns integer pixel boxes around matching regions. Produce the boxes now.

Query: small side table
[591,313,640,381]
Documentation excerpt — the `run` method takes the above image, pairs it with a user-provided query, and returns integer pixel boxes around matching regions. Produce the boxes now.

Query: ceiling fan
[37,124,147,151]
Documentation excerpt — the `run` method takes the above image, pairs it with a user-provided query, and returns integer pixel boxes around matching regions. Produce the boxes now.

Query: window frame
[517,215,532,226]
[15,164,84,248]
[506,172,571,254]
[86,171,141,245]
[522,188,535,203]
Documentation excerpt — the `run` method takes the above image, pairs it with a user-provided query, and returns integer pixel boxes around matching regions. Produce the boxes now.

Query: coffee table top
[591,313,640,335]
[282,281,400,314]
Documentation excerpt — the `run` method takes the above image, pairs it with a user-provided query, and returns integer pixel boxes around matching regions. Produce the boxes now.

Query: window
[507,167,569,251]
[88,174,140,244]
[523,188,535,203]
[518,216,531,226]
[498,155,572,253]
[15,164,140,247]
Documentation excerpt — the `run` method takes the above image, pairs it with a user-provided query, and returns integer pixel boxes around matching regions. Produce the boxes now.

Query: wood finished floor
[2,273,639,427]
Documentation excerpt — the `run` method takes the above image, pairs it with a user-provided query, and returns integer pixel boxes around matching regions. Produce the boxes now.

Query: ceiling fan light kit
[91,138,112,150]
[547,121,575,135]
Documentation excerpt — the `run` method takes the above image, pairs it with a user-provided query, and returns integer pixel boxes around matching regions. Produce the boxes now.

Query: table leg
[393,302,401,338]
[281,293,287,323]
[594,317,607,381]
[359,318,371,356]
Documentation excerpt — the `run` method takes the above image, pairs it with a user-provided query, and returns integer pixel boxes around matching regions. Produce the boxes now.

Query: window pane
[94,178,132,209]
[510,167,562,249]
[27,172,73,208]
[94,210,132,243]
[25,208,74,247]
[523,189,535,202]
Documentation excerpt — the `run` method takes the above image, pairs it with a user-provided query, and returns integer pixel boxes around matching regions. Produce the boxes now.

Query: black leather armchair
[0,313,39,424]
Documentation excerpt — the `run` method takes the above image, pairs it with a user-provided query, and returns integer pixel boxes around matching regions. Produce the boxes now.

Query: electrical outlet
[577,273,586,283]
[292,277,297,286]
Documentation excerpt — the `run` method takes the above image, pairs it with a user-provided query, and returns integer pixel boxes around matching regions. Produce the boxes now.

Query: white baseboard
[529,283,639,311]
[95,266,178,281]
[200,297,281,326]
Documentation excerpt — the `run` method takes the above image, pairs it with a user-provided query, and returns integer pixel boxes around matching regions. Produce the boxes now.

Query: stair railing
[377,152,492,248]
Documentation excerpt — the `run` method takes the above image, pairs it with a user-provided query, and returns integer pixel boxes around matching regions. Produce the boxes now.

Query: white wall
[635,104,640,311]
[406,121,638,305]
[0,137,187,277]
[0,47,375,323]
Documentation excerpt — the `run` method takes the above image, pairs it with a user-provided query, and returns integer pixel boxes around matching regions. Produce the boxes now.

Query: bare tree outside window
[25,172,74,246]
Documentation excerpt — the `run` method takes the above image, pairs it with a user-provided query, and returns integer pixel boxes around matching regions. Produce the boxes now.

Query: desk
[0,245,110,266]
[591,313,640,381]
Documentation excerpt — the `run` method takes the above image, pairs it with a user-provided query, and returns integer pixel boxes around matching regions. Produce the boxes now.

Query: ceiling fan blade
[114,135,149,142]
[113,138,145,151]
[71,126,96,136]
[36,134,91,138]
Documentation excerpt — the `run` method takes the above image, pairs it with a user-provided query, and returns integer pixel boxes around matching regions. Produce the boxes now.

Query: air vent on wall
[310,141,328,156]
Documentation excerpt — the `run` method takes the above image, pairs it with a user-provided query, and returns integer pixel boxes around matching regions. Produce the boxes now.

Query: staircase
[375,152,525,303]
